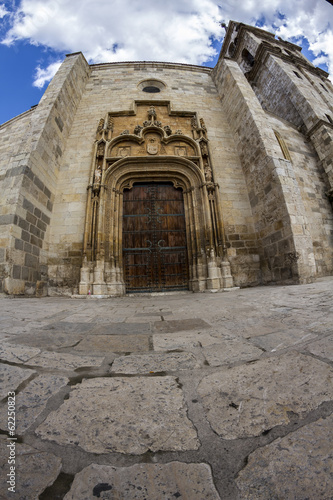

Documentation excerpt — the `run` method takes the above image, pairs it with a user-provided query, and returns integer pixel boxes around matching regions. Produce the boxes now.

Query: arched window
[274,131,292,162]
[241,49,255,67]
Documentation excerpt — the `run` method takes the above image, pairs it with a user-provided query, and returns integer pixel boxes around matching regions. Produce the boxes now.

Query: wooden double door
[123,182,188,292]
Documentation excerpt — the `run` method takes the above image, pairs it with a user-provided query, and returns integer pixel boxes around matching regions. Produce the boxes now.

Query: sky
[0,0,332,124]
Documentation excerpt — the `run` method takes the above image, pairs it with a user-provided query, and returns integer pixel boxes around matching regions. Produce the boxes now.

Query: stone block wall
[268,114,333,277]
[0,53,90,294]
[46,61,261,292]
[212,58,316,284]
[0,110,35,293]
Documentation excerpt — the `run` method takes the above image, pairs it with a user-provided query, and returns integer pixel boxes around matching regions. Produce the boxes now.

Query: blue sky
[0,0,332,125]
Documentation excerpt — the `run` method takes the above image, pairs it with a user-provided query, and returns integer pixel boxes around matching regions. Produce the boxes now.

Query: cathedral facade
[0,21,332,296]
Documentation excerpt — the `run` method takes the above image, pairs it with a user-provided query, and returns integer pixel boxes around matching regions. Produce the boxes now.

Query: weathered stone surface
[197,352,333,439]
[95,323,151,334]
[42,321,96,333]
[64,462,220,500]
[0,342,40,363]
[3,277,25,295]
[250,330,318,352]
[236,415,333,499]
[135,311,172,316]
[224,318,285,338]
[154,318,211,333]
[111,352,200,374]
[27,351,104,370]
[0,437,62,500]
[0,364,35,400]
[306,317,332,335]
[0,375,69,434]
[305,336,333,361]
[7,332,84,349]
[126,315,163,323]
[75,334,150,353]
[203,339,263,366]
[36,377,199,454]
[153,331,232,351]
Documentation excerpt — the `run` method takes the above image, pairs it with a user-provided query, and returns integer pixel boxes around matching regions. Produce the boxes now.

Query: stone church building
[0,21,332,296]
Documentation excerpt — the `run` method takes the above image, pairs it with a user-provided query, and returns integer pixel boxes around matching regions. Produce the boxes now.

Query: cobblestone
[0,277,332,498]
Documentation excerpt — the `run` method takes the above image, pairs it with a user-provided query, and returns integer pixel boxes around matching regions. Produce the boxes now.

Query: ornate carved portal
[79,102,234,295]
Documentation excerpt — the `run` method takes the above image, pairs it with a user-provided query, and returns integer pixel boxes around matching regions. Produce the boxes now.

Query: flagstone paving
[0,277,332,499]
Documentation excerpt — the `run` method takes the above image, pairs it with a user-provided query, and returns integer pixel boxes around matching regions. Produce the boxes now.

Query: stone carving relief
[204,160,213,182]
[107,116,114,131]
[147,138,159,155]
[96,118,105,140]
[80,108,234,296]
[94,167,102,183]
[200,141,209,156]
[175,146,187,157]
[101,109,214,169]
[134,125,143,135]
[97,142,105,158]
[200,118,207,137]
[97,118,104,133]
[148,105,157,122]
[118,146,131,157]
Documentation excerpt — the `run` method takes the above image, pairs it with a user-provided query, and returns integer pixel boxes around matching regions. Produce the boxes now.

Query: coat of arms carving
[118,146,131,157]
[147,138,159,155]
[175,146,187,157]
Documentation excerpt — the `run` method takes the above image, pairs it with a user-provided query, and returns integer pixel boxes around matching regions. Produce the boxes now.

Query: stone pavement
[0,278,332,499]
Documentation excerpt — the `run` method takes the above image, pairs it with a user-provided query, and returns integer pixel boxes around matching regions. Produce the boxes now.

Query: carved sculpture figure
[97,118,104,132]
[164,125,172,136]
[107,116,114,131]
[200,142,208,155]
[200,118,207,133]
[134,125,143,135]
[97,143,105,157]
[148,106,157,122]
[204,164,213,182]
[94,167,102,183]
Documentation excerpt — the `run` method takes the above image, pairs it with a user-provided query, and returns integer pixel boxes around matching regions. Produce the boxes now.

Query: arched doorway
[79,104,235,296]
[123,182,188,292]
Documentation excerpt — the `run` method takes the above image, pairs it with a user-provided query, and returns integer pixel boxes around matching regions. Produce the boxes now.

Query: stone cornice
[0,107,35,129]
[90,61,212,74]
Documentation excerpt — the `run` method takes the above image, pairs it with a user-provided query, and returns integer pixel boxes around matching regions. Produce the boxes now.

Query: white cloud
[1,0,333,87]
[0,4,9,18]
[33,60,62,88]
[312,30,333,77]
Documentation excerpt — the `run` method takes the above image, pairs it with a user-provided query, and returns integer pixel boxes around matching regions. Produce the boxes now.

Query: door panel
[123,183,188,292]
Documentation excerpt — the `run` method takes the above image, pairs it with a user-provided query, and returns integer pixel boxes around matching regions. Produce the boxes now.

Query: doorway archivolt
[79,102,234,295]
